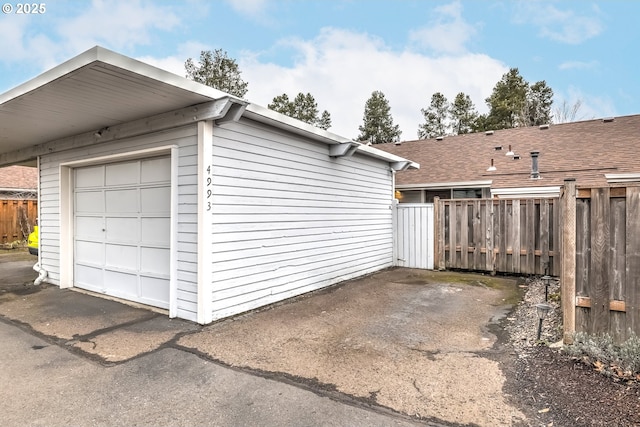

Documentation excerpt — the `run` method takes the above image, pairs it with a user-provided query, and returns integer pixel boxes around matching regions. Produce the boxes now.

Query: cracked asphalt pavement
[1,249,524,426]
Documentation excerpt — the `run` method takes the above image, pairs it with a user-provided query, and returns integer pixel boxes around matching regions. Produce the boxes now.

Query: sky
[0,0,637,141]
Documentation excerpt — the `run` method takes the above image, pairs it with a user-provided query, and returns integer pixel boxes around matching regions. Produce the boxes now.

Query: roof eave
[243,104,419,170]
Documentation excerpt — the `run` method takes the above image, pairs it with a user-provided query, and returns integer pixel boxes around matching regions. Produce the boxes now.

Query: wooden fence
[434,197,561,276]
[0,199,37,244]
[561,180,640,343]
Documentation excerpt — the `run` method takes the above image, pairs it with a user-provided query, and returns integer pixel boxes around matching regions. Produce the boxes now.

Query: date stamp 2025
[2,3,46,14]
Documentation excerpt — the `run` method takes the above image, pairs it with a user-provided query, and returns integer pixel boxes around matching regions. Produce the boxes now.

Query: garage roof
[0,46,417,170]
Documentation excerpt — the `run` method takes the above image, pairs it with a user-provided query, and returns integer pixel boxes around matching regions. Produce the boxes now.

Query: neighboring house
[0,165,37,199]
[376,115,640,201]
[0,46,417,324]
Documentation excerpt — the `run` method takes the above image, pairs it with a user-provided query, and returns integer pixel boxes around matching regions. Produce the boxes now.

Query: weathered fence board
[0,199,38,243]
[435,198,560,276]
[562,183,640,342]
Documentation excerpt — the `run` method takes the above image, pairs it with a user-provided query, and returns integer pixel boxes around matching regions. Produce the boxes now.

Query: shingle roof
[375,114,640,189]
[0,166,37,190]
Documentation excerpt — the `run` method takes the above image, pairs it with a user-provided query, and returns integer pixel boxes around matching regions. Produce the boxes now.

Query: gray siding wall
[209,119,394,320]
[38,125,200,321]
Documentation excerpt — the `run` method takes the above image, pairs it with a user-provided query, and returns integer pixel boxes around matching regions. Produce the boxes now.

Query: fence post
[562,179,577,344]
[433,197,440,270]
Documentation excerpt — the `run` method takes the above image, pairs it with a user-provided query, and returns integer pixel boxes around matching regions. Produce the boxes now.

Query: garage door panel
[105,244,138,271]
[75,165,104,188]
[75,264,103,289]
[106,162,139,186]
[141,186,170,214]
[140,276,170,308]
[76,191,104,213]
[141,218,170,245]
[141,157,171,183]
[106,189,138,213]
[141,247,170,275]
[106,217,139,243]
[76,240,104,265]
[104,270,138,298]
[76,216,104,240]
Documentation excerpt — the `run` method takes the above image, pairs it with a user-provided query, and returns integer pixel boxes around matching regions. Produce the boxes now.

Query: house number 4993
[206,165,212,211]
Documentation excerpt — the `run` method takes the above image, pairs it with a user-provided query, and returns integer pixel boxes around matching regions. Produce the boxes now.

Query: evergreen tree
[482,68,554,130]
[524,81,554,126]
[185,49,248,98]
[268,92,332,130]
[418,92,450,139]
[357,91,401,144]
[450,92,478,134]
[484,68,529,130]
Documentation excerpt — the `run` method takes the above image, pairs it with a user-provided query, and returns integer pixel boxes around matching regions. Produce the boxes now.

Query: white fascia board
[0,45,234,104]
[605,173,640,183]
[243,104,419,169]
[491,186,561,198]
[396,180,492,190]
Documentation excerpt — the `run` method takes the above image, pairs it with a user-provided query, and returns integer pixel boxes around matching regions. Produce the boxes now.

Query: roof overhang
[0,46,418,171]
[396,180,492,190]
[491,186,561,199]
[0,46,232,166]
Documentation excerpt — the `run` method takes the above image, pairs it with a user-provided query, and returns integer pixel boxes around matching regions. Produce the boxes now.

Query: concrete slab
[0,251,528,426]
[178,268,526,426]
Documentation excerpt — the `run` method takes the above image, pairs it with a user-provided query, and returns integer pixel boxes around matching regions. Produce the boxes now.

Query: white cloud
[57,0,181,53]
[238,27,506,140]
[137,41,210,78]
[554,86,616,123]
[225,0,268,16]
[513,2,603,44]
[409,1,477,54]
[558,60,599,71]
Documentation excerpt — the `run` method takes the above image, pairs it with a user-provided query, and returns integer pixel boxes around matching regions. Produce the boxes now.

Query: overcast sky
[1,0,636,140]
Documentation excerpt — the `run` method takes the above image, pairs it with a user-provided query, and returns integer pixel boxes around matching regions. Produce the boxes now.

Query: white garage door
[74,157,171,309]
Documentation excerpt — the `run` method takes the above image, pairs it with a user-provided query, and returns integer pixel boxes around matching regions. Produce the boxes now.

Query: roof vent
[494,145,502,151]
[485,130,494,136]
[603,117,615,123]
[394,140,402,145]
[487,158,496,172]
[506,144,514,156]
[436,136,444,141]
[513,154,521,160]
[539,124,550,130]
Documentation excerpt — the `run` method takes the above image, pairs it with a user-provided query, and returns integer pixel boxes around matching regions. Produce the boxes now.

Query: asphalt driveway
[1,249,524,426]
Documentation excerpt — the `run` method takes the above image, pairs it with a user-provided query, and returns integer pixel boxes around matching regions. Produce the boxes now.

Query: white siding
[209,119,395,320]
[38,125,200,321]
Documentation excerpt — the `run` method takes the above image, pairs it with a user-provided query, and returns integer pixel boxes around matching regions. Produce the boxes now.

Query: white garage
[0,46,418,324]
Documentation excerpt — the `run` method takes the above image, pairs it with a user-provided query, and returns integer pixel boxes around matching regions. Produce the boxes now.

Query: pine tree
[450,92,479,135]
[357,91,401,144]
[268,92,332,130]
[418,92,450,139]
[185,49,249,98]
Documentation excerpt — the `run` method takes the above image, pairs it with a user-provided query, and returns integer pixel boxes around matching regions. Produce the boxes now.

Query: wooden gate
[561,180,640,343]
[0,199,38,243]
[395,203,434,269]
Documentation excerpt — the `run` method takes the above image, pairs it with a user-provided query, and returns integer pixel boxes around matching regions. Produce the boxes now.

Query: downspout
[33,262,48,286]
[33,155,48,286]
